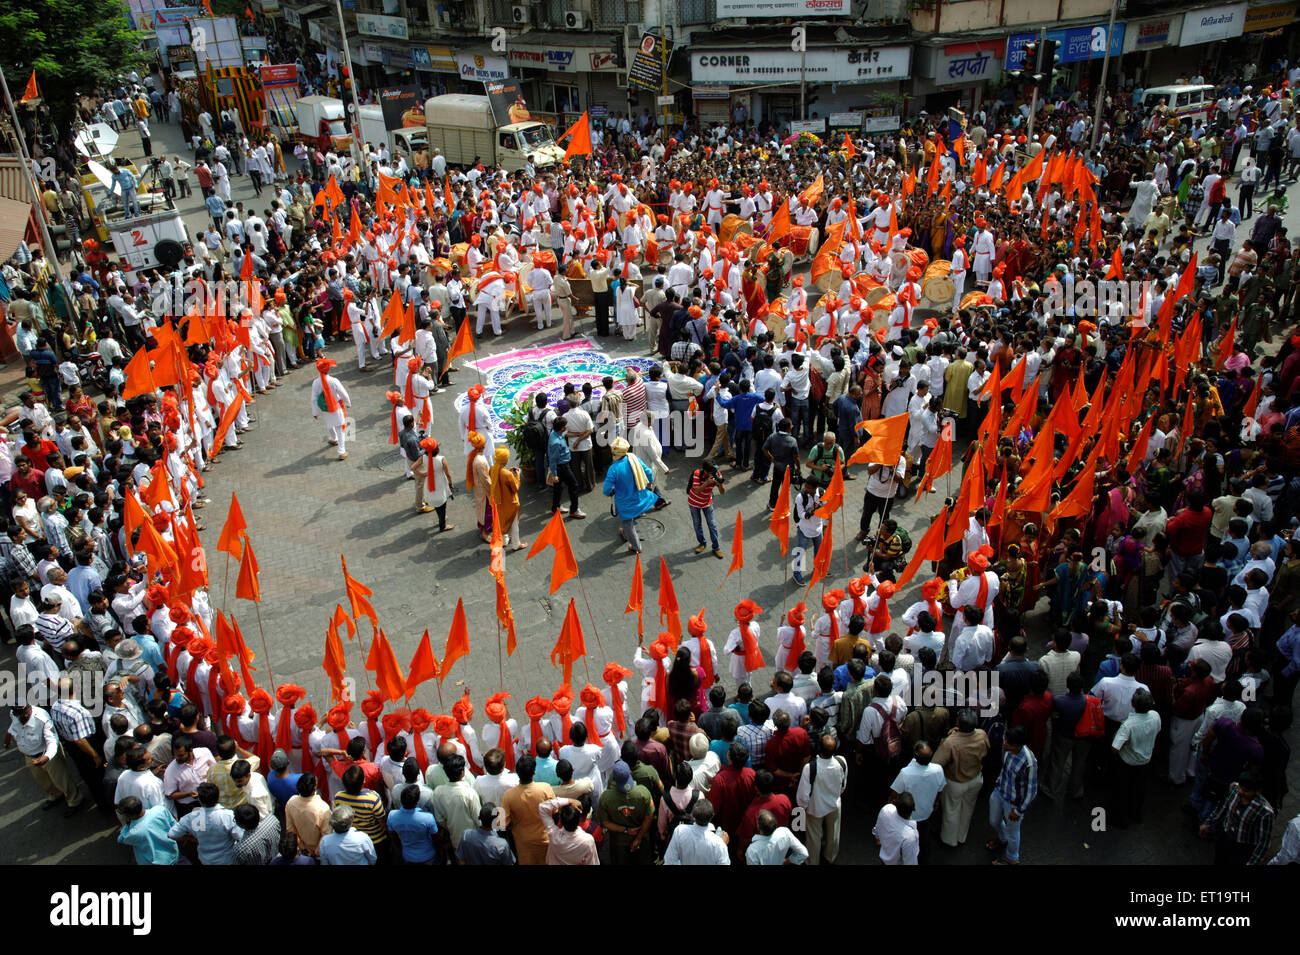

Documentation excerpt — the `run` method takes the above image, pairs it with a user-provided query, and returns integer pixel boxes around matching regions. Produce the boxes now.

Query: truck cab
[496,123,563,171]
[389,127,429,169]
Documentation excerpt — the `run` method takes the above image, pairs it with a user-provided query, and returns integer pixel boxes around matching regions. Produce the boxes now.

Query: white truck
[424,94,564,173]
[107,209,191,272]
[357,104,429,167]
[295,95,352,152]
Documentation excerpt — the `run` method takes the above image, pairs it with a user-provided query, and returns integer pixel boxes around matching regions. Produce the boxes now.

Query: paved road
[0,115,1294,865]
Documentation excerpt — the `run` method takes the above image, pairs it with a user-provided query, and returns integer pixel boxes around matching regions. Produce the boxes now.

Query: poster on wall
[486,80,532,126]
[379,85,424,129]
[629,31,673,92]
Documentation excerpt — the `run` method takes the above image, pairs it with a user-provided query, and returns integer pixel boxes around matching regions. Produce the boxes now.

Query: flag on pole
[769,467,791,556]
[446,315,476,361]
[895,505,949,589]
[561,111,593,162]
[525,509,580,593]
[813,458,845,519]
[551,598,588,687]
[726,512,745,578]
[405,630,440,699]
[848,413,909,466]
[658,557,682,646]
[235,540,261,602]
[625,554,644,642]
[21,71,38,103]
[365,629,407,703]
[440,598,470,682]
[490,506,517,656]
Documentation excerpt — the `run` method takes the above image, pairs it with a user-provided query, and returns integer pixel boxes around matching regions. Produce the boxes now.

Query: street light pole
[1090,0,1120,150]
[1026,27,1046,141]
[333,0,364,165]
[800,24,807,120]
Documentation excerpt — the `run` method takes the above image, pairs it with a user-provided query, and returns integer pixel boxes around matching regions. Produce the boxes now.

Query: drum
[852,274,882,299]
[960,290,992,311]
[864,284,890,307]
[658,244,675,266]
[734,231,761,255]
[450,242,469,265]
[921,260,954,306]
[788,225,813,257]
[719,213,752,245]
[531,249,557,275]
[811,251,840,293]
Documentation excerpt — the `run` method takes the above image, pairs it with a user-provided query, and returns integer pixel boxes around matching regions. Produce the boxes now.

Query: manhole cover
[636,517,666,542]
[369,451,402,472]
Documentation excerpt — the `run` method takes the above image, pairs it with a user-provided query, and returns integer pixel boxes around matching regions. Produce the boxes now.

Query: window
[678,0,709,21]
[1189,90,1202,104]
[544,0,566,28]
[593,0,641,27]
[1176,92,1189,107]
[552,83,579,113]
[489,0,514,23]
[500,132,517,150]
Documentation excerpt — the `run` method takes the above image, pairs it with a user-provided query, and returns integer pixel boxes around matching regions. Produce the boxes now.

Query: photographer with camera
[687,462,726,559]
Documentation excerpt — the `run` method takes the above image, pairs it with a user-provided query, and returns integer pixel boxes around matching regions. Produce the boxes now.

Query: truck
[424,94,564,173]
[295,95,352,152]
[357,104,429,168]
[106,209,192,272]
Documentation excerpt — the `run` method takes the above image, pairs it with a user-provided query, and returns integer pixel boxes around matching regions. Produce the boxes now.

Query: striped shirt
[686,469,717,509]
[1207,783,1275,865]
[36,612,73,651]
[50,698,97,743]
[333,789,389,844]
[622,379,647,429]
[995,745,1038,814]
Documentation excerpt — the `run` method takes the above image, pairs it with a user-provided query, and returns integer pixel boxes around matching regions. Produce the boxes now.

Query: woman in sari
[1093,472,1134,548]
[997,543,1028,629]
[859,352,884,421]
[467,430,493,543]
[665,646,707,720]
[489,446,525,551]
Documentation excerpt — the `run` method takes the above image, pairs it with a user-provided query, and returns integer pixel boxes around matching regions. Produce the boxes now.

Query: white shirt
[745,826,809,865]
[796,755,847,816]
[889,759,947,822]
[872,803,919,864]
[1091,673,1150,721]
[856,695,907,745]
[663,822,730,864]
[766,691,807,724]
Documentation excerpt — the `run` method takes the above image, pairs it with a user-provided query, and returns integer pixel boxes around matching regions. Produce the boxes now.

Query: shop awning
[294,3,327,17]
[0,196,34,264]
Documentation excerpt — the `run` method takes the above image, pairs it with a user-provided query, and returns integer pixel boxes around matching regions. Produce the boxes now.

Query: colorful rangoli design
[453,338,658,443]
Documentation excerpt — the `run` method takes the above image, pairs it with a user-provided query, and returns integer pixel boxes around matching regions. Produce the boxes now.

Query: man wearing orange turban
[724,600,765,681]
[310,357,352,460]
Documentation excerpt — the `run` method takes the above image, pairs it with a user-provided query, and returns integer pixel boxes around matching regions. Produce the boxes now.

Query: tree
[0,0,151,125]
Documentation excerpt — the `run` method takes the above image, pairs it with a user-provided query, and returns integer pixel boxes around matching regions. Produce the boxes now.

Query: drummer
[704,178,729,231]
[871,194,892,245]
[738,185,757,224]
[949,235,969,314]
[972,216,996,284]
[654,214,676,252]
[826,198,848,230]
[755,179,774,228]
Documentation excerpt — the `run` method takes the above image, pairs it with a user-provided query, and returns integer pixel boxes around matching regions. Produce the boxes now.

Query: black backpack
[753,404,775,440]
[665,787,699,836]
[522,408,549,462]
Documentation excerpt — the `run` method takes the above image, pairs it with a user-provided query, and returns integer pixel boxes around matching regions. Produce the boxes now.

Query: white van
[1140,84,1217,123]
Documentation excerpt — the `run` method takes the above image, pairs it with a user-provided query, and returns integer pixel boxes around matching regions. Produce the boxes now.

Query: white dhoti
[973,254,993,284]
[476,297,502,335]
[950,270,967,313]
[531,291,553,328]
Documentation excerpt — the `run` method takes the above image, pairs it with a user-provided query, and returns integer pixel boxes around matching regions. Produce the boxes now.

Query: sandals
[985,839,1007,853]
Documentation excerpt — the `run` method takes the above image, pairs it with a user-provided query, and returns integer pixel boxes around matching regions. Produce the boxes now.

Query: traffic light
[1008,40,1039,86]
[1039,38,1060,94]
[612,38,626,69]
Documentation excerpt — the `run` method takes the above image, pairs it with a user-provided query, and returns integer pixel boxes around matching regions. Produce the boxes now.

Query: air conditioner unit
[512,4,531,23]
[563,10,587,29]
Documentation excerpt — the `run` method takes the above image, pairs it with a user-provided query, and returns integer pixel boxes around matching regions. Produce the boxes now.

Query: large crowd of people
[5,43,1300,867]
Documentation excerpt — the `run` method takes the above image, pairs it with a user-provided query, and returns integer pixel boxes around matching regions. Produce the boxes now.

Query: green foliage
[503,400,535,467]
[0,0,152,120]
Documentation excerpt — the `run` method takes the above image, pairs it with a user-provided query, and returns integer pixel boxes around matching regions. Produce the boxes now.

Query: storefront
[1240,2,1300,70]
[410,45,459,97]
[504,39,628,125]
[1118,14,1184,87]
[911,40,1005,116]
[1177,3,1248,75]
[1006,21,1126,102]
[689,46,911,132]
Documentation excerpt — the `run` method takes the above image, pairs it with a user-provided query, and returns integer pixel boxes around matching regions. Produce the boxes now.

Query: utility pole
[799,24,808,120]
[1090,0,1119,150]
[333,0,364,167]
[1025,26,1046,141]
[659,4,669,132]
[0,65,77,326]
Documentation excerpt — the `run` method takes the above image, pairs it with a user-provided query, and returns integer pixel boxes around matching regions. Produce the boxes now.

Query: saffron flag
[214,495,247,561]
[379,289,405,339]
[1216,317,1237,370]
[330,603,356,642]
[915,427,953,500]
[490,505,517,656]
[726,512,744,579]
[122,347,157,400]
[804,521,834,596]
[1125,414,1155,475]
[848,413,909,466]
[658,557,682,646]
[798,175,825,208]
[814,457,845,519]
[341,556,379,634]
[561,111,593,162]
[323,628,348,701]
[769,467,792,556]
[235,539,260,602]
[366,629,407,703]
[989,158,1005,193]
[446,316,476,361]
[843,133,856,159]
[440,598,470,683]
[767,199,792,244]
[21,71,38,103]
[551,598,588,687]
[525,509,580,594]
[895,506,949,589]
[209,397,244,460]
[405,630,440,699]
[443,177,456,214]
[625,553,644,642]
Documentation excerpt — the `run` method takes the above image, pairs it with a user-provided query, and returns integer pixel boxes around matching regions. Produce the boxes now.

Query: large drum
[960,290,992,311]
[864,284,891,307]
[735,231,762,256]
[811,251,841,293]
[450,242,470,276]
[921,260,954,307]
[719,213,752,245]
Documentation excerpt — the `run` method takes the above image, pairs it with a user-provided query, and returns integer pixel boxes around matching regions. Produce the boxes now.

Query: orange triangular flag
[366,629,407,703]
[122,492,146,556]
[987,470,1009,529]
[400,300,417,346]
[895,505,949,589]
[217,493,247,559]
[446,316,476,361]
[1050,441,1103,522]
[341,556,379,634]
[625,553,644,642]
[1216,317,1237,370]
[490,504,517,656]
[989,157,1006,193]
[235,539,260,602]
[323,628,348,701]
[972,152,988,189]
[21,71,38,103]
[136,512,178,575]
[658,556,682,646]
[525,509,580,594]
[814,457,845,518]
[842,133,856,159]
[804,520,834,596]
[767,199,792,244]
[443,176,456,214]
[551,598,587,687]
[726,511,744,579]
[561,111,593,161]
[405,630,440,699]
[379,289,405,339]
[903,167,917,197]
[848,412,909,466]
[440,598,470,683]
[915,427,953,500]
[330,603,356,642]
[798,175,824,208]
[1125,414,1155,474]
[769,467,792,556]
[209,396,244,459]
[1243,375,1263,420]
[122,347,157,400]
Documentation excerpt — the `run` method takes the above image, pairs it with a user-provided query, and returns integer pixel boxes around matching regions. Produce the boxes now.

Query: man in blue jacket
[604,437,658,554]
[546,417,586,520]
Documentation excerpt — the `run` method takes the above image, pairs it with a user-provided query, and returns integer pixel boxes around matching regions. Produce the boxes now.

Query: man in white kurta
[310,358,352,459]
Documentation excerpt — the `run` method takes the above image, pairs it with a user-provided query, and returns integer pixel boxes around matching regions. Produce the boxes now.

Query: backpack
[522,408,549,463]
[1075,695,1106,738]
[869,701,903,763]
[753,404,775,440]
[895,527,912,554]
[665,787,699,836]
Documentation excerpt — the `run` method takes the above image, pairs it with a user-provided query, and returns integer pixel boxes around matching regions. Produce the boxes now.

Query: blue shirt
[533,755,561,786]
[134,632,165,671]
[832,663,876,692]
[167,805,241,865]
[718,392,763,433]
[603,455,658,519]
[267,771,303,810]
[205,194,226,220]
[546,430,572,476]
[386,807,440,863]
[66,565,103,612]
[319,827,377,865]
[118,804,180,865]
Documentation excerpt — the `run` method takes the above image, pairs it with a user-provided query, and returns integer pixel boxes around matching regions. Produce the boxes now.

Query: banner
[486,80,531,126]
[717,0,848,14]
[259,63,298,88]
[629,31,672,92]
[379,85,424,129]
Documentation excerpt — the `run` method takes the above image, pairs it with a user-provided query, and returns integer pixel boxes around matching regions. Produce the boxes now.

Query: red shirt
[708,765,756,838]
[765,725,810,796]
[20,440,57,467]
[735,792,792,855]
[1166,506,1212,556]
[9,467,46,500]
[1011,691,1054,759]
